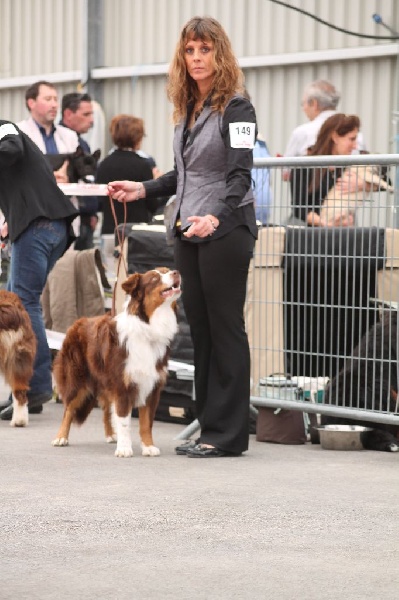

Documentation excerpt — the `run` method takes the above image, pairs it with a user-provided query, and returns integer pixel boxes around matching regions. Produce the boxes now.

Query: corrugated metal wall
[1,0,399,171]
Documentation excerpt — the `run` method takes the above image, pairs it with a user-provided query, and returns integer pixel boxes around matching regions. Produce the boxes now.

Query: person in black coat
[96,114,159,234]
[0,120,78,420]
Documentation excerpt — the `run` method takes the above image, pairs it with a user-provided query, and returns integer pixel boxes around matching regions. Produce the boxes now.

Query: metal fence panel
[248,154,399,426]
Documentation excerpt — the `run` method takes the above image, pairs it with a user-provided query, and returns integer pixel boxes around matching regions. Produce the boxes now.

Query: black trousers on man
[174,226,255,455]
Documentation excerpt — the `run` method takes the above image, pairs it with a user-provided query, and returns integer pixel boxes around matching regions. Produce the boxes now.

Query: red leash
[107,190,128,317]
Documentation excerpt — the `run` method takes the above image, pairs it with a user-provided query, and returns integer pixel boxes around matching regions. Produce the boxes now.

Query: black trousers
[174,226,255,454]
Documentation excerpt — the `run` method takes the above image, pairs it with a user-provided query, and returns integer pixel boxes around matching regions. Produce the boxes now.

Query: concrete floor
[1,399,399,600]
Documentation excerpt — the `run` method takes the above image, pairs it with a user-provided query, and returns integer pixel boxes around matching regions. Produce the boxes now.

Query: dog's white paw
[388,443,399,452]
[106,434,117,444]
[141,444,161,457]
[115,446,133,458]
[10,403,28,427]
[52,437,69,447]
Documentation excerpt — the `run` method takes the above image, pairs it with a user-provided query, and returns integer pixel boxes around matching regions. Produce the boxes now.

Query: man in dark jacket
[0,120,78,420]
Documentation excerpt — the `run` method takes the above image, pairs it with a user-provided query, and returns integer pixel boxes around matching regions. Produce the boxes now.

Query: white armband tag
[0,123,19,141]
[229,122,256,149]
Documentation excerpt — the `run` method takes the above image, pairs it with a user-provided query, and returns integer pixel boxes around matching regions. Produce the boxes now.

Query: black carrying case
[283,226,385,379]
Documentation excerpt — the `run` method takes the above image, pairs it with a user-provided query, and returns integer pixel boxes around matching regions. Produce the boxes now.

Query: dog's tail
[73,394,97,425]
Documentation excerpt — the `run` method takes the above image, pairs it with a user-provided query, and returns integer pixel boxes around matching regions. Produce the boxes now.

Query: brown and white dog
[0,290,37,427]
[52,267,181,457]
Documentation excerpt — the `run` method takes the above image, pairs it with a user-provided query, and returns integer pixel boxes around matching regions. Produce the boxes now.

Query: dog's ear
[122,273,142,297]
[74,145,85,158]
[92,149,101,162]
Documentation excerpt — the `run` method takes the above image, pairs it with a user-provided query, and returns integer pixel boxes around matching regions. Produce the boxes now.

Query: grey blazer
[172,102,255,231]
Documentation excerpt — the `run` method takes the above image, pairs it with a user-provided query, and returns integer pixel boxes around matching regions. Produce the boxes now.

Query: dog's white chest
[116,307,177,406]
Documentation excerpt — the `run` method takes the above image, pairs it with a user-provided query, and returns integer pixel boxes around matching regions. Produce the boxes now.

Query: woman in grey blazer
[108,16,258,457]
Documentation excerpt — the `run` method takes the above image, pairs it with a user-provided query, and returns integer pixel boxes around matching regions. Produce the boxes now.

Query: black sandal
[175,439,199,455]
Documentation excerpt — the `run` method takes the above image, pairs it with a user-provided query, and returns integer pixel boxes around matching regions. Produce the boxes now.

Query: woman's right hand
[107,180,143,202]
[328,212,355,227]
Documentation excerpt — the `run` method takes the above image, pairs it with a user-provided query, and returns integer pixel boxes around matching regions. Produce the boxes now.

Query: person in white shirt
[17,80,78,183]
[283,80,366,181]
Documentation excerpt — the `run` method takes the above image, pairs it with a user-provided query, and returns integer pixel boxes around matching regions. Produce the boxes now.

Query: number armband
[229,122,256,149]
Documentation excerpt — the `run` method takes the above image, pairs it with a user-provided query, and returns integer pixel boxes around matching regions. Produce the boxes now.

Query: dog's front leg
[139,391,161,457]
[114,410,133,457]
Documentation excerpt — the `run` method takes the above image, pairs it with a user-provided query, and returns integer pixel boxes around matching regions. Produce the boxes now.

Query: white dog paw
[10,416,28,427]
[106,434,117,444]
[141,444,161,457]
[115,446,133,458]
[10,404,28,427]
[389,443,399,452]
[52,437,69,447]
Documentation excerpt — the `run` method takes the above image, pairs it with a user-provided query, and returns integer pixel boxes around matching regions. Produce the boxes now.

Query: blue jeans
[8,218,68,396]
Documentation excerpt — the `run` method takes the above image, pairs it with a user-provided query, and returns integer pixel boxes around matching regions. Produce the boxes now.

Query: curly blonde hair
[167,16,244,124]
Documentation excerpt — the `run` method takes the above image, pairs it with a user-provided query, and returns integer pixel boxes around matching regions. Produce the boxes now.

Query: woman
[96,114,159,234]
[291,113,361,226]
[108,16,258,458]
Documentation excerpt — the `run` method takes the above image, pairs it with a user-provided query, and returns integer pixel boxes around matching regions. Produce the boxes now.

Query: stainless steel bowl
[317,425,373,450]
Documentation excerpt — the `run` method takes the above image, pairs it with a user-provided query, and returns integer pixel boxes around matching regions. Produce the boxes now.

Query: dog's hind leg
[9,389,29,427]
[5,354,34,427]
[52,390,90,447]
[52,406,74,446]
[100,396,117,444]
[139,389,161,457]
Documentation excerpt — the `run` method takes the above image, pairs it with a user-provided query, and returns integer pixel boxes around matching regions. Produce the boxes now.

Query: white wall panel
[0,0,83,78]
[1,0,399,171]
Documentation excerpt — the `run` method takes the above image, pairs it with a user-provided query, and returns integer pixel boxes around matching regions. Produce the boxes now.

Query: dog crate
[247,154,399,428]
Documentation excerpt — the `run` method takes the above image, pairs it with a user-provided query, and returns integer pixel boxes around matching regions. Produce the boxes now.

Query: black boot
[0,394,12,421]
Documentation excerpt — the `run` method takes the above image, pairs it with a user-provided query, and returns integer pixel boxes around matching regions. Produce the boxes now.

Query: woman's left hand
[183,215,219,238]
